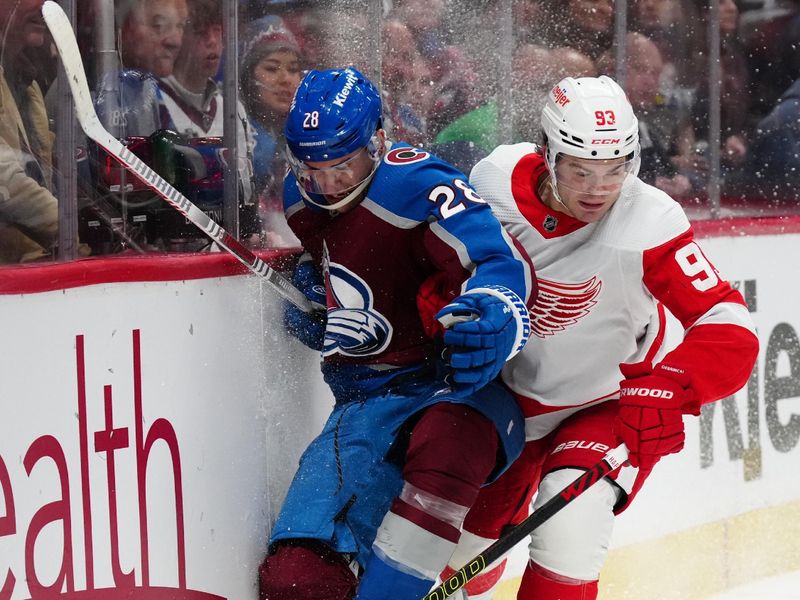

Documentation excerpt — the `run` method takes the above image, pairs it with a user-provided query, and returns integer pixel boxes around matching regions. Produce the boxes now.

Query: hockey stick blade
[422,443,629,600]
[41,1,312,313]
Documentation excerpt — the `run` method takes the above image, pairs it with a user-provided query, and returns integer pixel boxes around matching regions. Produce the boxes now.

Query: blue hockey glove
[283,260,327,351]
[435,286,530,396]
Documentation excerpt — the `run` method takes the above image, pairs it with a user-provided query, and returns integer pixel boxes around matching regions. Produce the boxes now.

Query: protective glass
[288,136,382,198]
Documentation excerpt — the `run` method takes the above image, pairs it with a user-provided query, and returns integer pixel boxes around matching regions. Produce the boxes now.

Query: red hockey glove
[614,362,700,471]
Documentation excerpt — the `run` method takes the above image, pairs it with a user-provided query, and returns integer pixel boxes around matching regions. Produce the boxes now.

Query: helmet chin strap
[546,177,575,217]
[543,149,576,218]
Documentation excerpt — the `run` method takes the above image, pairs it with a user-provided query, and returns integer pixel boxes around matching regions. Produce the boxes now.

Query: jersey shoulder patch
[368,143,474,221]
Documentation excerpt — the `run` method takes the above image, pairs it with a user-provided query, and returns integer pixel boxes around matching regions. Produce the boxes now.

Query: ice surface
[708,571,800,599]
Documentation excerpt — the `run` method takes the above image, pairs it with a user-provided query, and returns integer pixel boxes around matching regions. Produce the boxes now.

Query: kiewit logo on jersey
[551,85,570,107]
[322,255,393,357]
[530,276,602,338]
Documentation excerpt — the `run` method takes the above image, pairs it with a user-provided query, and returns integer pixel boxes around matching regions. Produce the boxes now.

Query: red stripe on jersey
[511,388,618,420]
[510,152,586,238]
[642,302,668,366]
[389,498,461,543]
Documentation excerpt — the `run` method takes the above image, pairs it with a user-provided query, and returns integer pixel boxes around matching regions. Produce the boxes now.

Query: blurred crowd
[2,0,800,265]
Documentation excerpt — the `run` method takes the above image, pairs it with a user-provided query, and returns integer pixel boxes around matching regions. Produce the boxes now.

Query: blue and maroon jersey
[283,143,533,399]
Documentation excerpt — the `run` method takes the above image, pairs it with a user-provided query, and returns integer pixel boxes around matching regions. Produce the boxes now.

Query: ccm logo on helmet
[621,388,675,399]
[551,85,570,107]
[591,139,620,145]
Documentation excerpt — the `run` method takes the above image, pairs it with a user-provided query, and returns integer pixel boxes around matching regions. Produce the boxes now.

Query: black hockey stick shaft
[41,1,313,313]
[422,443,629,600]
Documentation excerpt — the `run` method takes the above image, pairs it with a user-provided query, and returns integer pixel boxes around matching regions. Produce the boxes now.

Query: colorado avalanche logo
[530,276,602,338]
[323,262,393,357]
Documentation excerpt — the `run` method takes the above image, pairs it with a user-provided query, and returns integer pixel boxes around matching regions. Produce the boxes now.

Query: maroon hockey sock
[259,540,357,600]
[403,402,499,507]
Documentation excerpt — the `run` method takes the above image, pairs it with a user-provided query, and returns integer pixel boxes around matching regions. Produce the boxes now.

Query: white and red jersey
[470,144,759,441]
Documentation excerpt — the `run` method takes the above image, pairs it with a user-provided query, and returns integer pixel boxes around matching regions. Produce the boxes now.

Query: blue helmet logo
[285,67,383,162]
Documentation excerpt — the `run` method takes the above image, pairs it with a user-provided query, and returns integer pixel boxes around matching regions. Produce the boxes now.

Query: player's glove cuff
[437,285,531,360]
[619,362,699,415]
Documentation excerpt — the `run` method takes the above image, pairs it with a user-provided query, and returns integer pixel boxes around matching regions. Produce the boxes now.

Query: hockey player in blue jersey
[257,67,535,600]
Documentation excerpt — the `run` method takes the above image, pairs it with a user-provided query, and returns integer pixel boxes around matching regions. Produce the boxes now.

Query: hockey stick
[422,443,629,600]
[41,1,312,313]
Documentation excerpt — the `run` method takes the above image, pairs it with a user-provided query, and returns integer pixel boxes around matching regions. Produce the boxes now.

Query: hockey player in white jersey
[425,75,759,599]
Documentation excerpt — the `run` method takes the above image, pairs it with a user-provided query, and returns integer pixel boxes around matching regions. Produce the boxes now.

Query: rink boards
[0,222,798,599]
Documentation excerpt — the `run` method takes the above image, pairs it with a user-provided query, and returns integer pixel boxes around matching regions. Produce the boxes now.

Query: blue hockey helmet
[285,67,383,163]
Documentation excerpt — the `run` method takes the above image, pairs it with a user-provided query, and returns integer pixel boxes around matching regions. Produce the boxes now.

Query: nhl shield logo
[543,214,558,232]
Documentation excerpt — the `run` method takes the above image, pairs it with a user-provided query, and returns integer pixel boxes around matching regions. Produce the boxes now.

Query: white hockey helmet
[541,75,640,189]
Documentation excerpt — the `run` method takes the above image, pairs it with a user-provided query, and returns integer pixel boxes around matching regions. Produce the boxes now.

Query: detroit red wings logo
[531,277,602,337]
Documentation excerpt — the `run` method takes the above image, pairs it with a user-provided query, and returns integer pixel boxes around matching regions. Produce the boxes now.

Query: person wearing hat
[240,15,303,198]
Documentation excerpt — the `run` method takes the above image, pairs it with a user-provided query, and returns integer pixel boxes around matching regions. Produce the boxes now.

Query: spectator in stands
[381,19,429,147]
[538,0,614,61]
[512,0,546,44]
[630,0,694,93]
[745,0,800,119]
[513,45,597,144]
[746,76,800,201]
[118,0,188,78]
[276,7,326,70]
[425,45,482,142]
[600,32,696,198]
[161,0,229,137]
[511,45,553,145]
[689,0,751,187]
[240,15,303,246]
[157,0,257,238]
[95,0,188,137]
[392,0,447,60]
[429,44,597,174]
[241,15,302,194]
[0,0,59,264]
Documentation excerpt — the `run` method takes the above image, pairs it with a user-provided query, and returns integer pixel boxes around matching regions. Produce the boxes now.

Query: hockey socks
[258,541,358,600]
[518,561,599,600]
[354,550,434,600]
[356,403,499,599]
